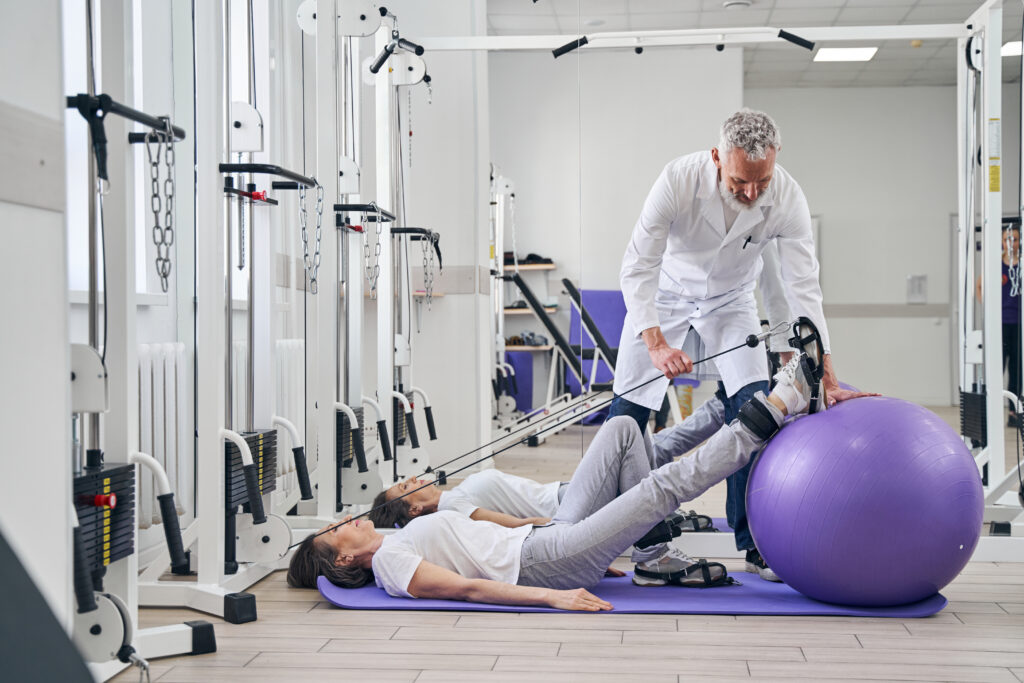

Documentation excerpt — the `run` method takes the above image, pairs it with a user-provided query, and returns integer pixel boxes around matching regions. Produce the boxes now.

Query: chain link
[145,119,175,293]
[421,233,435,309]
[299,180,324,294]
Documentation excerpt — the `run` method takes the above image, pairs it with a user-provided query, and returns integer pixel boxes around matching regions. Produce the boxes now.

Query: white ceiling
[487,0,1024,87]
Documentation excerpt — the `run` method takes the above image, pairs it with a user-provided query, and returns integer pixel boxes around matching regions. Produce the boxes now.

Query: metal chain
[371,206,383,298]
[362,210,373,287]
[298,181,323,294]
[421,234,435,309]
[145,123,173,293]
[1008,230,1021,297]
[407,88,413,168]
[161,120,175,289]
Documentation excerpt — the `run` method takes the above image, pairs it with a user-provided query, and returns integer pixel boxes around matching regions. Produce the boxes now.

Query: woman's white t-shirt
[372,510,533,598]
[437,469,561,519]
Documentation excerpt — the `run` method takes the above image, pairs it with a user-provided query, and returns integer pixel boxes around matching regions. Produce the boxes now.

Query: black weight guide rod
[291,326,782,549]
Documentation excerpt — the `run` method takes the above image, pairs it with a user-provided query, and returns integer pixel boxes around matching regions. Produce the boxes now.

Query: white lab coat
[613,151,830,410]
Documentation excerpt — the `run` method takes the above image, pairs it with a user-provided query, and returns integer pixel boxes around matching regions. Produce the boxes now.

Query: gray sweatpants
[516,399,780,590]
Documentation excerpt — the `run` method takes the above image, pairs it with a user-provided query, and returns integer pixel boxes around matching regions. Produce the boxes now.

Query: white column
[194,0,228,584]
[375,24,395,484]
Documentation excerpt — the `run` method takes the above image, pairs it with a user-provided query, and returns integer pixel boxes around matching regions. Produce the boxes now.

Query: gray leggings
[516,400,779,590]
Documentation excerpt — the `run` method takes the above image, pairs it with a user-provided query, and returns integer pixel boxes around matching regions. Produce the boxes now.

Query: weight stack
[74,463,136,571]
[224,429,278,511]
[336,407,366,512]
[392,393,413,446]
[336,407,365,469]
[959,389,987,448]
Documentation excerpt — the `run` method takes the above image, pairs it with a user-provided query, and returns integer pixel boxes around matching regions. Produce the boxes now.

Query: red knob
[93,494,117,509]
[251,191,267,201]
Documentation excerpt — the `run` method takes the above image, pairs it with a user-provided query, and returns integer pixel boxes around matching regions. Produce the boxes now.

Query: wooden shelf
[505,345,553,352]
[504,306,557,315]
[504,263,555,271]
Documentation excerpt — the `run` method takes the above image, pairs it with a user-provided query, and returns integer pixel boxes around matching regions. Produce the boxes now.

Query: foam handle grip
[552,36,588,58]
[157,493,189,573]
[369,42,396,74]
[73,526,97,613]
[405,412,420,449]
[242,463,267,524]
[510,373,519,394]
[777,29,814,51]
[424,406,437,440]
[293,447,314,500]
[491,378,500,400]
[351,428,369,473]
[398,38,424,55]
[377,420,393,461]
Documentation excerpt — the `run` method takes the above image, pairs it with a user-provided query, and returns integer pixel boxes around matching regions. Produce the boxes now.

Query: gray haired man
[608,108,867,581]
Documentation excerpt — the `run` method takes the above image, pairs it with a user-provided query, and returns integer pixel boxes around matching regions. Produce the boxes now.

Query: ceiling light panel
[814,47,879,62]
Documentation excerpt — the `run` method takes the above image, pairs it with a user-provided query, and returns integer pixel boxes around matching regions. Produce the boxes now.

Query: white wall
[0,0,72,628]
[747,86,959,405]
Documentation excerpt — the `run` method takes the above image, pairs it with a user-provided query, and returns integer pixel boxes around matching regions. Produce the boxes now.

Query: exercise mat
[318,572,946,617]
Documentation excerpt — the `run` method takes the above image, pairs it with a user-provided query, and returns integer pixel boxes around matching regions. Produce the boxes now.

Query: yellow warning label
[104,542,110,550]
[490,245,495,259]
[990,164,1001,192]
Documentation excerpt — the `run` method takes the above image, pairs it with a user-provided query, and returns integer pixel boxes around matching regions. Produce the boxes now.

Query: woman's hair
[367,488,415,529]
[719,109,781,162]
[286,533,374,589]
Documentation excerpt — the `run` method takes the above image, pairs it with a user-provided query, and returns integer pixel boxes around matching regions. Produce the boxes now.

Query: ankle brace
[738,398,781,441]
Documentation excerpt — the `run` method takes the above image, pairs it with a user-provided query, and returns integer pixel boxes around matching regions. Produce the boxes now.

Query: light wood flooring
[117,404,1024,683]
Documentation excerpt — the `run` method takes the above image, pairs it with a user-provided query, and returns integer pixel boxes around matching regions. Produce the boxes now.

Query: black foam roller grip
[398,38,424,55]
[405,412,420,449]
[352,428,369,473]
[377,420,393,461]
[491,378,501,400]
[369,42,397,74]
[509,372,519,394]
[157,493,190,574]
[293,447,314,500]
[552,36,588,58]
[777,29,814,51]
[424,406,437,440]
[73,526,97,613]
[242,463,267,524]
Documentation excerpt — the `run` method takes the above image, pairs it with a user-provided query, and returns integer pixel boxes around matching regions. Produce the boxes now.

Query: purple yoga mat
[318,572,947,617]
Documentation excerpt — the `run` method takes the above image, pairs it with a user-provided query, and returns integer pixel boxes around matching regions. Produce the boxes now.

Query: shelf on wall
[504,345,553,352]
[502,263,555,271]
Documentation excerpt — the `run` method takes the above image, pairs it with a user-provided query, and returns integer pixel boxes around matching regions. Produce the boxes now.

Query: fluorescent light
[813,47,878,62]
[1002,41,1022,57]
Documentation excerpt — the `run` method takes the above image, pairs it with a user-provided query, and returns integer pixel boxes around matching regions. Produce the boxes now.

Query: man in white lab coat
[610,109,865,581]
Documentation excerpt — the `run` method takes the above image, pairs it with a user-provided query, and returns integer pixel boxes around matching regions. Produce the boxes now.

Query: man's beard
[719,178,770,213]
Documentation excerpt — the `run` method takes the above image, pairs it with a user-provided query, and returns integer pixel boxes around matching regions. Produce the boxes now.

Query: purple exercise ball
[747,397,983,606]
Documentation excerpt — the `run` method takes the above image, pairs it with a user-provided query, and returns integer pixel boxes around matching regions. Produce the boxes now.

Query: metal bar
[218,162,315,188]
[334,203,396,221]
[416,23,968,52]
[85,0,99,452]
[66,94,187,141]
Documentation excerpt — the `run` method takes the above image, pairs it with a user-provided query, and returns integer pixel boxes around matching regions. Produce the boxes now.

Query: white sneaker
[770,352,820,416]
[633,546,730,587]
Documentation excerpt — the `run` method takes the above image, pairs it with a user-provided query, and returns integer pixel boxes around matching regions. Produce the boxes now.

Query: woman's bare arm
[406,560,612,612]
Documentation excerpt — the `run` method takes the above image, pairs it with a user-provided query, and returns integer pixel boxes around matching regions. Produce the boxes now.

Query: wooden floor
[118,403,1024,683]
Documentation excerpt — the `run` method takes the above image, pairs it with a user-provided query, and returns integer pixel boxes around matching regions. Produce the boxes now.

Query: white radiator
[137,342,191,530]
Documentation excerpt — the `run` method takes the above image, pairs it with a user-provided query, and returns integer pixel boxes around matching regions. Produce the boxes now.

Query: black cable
[292,331,773,549]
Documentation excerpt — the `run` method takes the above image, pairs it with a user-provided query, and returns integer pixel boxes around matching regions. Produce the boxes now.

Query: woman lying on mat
[287,354,817,611]
[369,407,726,532]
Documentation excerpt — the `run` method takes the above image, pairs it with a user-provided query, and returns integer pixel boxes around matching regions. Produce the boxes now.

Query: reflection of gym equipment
[955,9,1024,558]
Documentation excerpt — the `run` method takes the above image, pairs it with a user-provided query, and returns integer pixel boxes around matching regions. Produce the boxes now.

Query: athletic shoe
[745,548,782,583]
[633,546,729,587]
[770,352,820,416]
